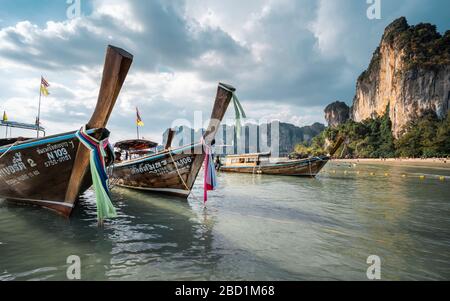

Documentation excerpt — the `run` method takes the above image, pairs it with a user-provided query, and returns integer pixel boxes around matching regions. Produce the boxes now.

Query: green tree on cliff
[294,109,449,159]
[396,111,443,158]
[378,107,395,157]
[435,110,450,155]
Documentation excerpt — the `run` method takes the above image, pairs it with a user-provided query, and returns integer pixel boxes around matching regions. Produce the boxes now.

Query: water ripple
[0,162,449,280]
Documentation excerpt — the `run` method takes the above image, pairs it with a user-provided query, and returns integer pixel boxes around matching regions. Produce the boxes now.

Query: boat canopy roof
[114,139,158,151]
[225,152,271,159]
[0,120,45,132]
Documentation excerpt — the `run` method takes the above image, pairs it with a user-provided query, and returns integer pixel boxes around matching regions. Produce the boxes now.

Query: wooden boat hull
[0,45,133,218]
[111,83,236,199]
[0,129,109,216]
[111,143,203,198]
[220,156,331,177]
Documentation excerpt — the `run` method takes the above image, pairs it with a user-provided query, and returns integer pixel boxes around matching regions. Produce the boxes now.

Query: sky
[0,0,448,143]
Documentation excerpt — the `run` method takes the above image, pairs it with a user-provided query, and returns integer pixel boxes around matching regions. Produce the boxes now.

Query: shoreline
[332,158,449,167]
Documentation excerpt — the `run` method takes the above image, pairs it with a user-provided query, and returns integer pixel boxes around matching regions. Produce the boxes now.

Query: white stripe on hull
[1,197,74,208]
[115,184,190,196]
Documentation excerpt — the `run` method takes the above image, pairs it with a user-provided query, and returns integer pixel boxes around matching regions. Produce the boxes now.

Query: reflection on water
[0,162,449,280]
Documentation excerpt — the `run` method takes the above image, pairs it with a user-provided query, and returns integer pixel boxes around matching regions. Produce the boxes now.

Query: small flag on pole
[41,76,49,88]
[2,111,8,122]
[136,107,144,127]
[40,76,50,96]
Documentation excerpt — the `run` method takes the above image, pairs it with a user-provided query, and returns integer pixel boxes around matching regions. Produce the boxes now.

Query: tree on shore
[294,109,450,159]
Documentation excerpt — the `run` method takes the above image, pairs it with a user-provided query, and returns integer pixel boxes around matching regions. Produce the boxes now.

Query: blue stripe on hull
[114,143,202,168]
[0,129,96,153]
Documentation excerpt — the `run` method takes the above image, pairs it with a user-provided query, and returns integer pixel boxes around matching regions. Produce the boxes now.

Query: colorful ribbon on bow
[232,93,246,138]
[203,140,217,204]
[219,83,246,138]
[76,126,117,223]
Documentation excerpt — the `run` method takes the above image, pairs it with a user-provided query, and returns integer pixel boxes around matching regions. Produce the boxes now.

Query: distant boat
[219,137,344,177]
[110,83,236,198]
[0,45,133,217]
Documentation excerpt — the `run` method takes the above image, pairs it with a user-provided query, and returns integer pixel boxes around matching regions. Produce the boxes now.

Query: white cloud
[0,0,448,142]
[93,0,145,32]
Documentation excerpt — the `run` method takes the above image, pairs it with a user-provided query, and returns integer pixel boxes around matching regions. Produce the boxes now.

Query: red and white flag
[41,76,50,88]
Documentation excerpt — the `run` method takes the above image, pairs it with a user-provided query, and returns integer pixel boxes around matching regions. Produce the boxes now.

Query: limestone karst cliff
[324,101,350,127]
[163,122,325,157]
[351,17,450,138]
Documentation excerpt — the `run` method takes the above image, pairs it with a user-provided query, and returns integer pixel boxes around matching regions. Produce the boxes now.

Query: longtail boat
[110,83,236,198]
[0,45,133,217]
[219,137,344,177]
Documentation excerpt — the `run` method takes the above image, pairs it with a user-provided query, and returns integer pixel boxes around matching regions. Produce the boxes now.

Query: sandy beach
[333,158,449,168]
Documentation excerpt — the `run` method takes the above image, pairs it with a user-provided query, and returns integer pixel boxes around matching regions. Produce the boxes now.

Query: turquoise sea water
[0,162,449,280]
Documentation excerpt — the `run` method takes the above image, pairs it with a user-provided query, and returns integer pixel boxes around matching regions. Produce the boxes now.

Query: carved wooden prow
[203,83,235,146]
[64,45,133,215]
[87,46,134,128]
[186,83,236,189]
[165,128,176,150]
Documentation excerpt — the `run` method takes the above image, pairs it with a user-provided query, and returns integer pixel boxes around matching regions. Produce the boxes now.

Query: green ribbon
[89,148,117,223]
[76,126,117,225]
[232,93,246,138]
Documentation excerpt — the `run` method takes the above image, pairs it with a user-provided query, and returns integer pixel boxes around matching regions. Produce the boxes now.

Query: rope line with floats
[322,169,447,182]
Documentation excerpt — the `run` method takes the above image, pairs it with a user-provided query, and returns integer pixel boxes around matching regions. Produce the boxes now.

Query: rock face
[351,17,450,138]
[165,122,325,157]
[277,122,325,156]
[325,101,350,127]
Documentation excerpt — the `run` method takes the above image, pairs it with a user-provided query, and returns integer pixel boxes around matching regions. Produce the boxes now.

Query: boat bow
[64,45,133,216]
